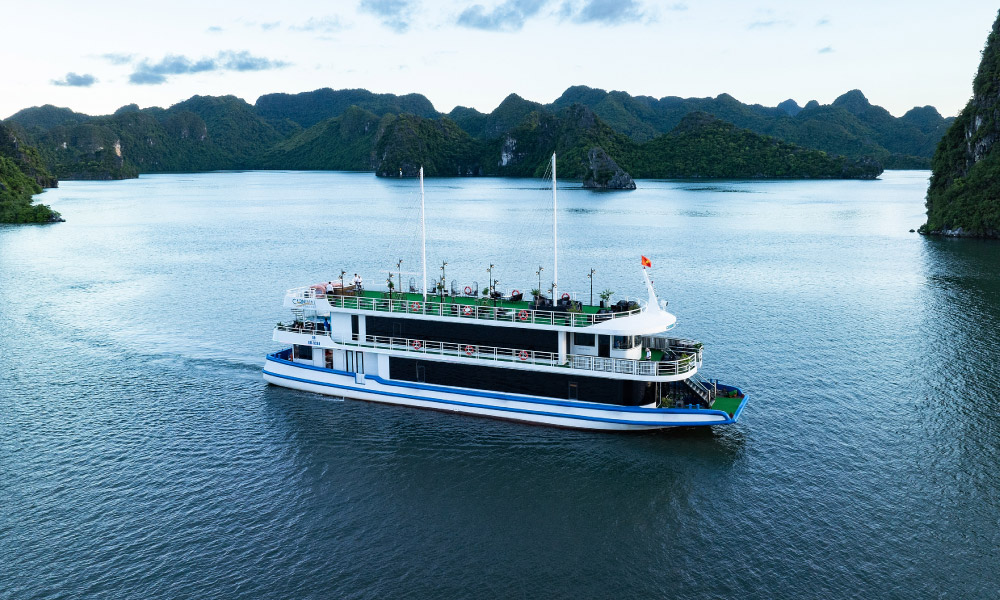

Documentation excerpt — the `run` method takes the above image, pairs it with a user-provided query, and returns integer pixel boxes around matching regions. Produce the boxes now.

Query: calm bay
[2,170,998,598]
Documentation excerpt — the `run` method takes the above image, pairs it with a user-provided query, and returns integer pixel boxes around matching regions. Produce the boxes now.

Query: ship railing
[642,335,704,363]
[275,322,331,334]
[310,333,698,377]
[287,288,644,328]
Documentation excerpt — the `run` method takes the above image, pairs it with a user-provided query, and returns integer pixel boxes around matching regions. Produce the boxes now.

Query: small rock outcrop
[581,147,635,190]
[922,10,1000,238]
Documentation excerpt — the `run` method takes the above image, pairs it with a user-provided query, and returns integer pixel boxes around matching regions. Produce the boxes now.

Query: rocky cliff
[581,147,635,189]
[923,10,1000,237]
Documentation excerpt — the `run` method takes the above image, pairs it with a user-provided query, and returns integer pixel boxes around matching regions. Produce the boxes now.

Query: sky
[3,1,998,120]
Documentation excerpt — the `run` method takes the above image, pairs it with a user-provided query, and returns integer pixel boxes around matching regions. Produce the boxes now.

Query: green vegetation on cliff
[375,114,483,177]
[923,10,1000,237]
[630,112,882,179]
[263,106,382,171]
[362,105,881,182]
[0,123,60,223]
[547,86,945,168]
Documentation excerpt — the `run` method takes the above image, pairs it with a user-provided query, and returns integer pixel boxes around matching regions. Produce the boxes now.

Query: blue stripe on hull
[262,351,748,428]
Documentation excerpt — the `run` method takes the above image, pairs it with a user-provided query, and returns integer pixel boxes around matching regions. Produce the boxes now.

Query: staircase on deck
[683,374,717,407]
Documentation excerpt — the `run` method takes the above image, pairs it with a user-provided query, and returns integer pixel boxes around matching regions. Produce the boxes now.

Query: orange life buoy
[411,301,421,312]
[464,285,472,295]
[411,339,423,350]
[518,310,529,322]
[561,292,570,301]
[462,305,473,316]
[464,345,475,356]
[518,350,529,361]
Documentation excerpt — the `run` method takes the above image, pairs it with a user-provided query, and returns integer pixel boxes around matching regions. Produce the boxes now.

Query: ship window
[613,335,639,349]
[574,333,595,347]
[346,351,354,372]
[568,382,579,400]
[416,365,425,383]
[351,315,359,335]
[294,344,313,360]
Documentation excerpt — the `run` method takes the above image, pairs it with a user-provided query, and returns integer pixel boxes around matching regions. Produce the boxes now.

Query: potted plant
[599,289,614,308]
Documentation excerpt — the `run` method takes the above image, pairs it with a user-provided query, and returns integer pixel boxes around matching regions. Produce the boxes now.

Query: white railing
[286,286,643,328]
[644,336,703,364]
[276,326,697,377]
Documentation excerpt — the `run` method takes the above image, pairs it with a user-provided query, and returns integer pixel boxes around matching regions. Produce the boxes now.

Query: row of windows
[572,333,639,349]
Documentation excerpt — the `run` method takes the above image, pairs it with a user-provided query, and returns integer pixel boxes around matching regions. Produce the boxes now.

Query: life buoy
[518,350,529,361]
[411,340,423,350]
[518,310,529,322]
[561,292,570,301]
[464,345,475,356]
[462,305,473,316]
[464,285,472,295]
[512,289,520,296]
[410,301,421,312]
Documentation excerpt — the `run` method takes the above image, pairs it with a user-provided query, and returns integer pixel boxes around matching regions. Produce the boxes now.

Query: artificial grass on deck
[711,395,744,417]
[354,289,606,314]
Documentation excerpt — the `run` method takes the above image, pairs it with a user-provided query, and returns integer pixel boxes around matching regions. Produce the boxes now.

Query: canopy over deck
[586,269,676,335]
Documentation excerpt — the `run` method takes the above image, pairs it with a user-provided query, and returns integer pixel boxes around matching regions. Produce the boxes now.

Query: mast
[420,166,427,303]
[551,152,557,300]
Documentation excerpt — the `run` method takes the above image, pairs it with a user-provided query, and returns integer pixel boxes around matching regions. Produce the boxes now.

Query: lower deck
[279,346,741,416]
[264,349,747,429]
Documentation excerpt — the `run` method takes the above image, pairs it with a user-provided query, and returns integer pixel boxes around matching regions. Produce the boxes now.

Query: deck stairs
[683,374,717,407]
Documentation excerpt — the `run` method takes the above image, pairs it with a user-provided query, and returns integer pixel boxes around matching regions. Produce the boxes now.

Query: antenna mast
[420,166,427,303]
[551,152,558,300]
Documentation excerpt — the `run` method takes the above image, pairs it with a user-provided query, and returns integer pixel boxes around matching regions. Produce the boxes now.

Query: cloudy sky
[4,1,998,119]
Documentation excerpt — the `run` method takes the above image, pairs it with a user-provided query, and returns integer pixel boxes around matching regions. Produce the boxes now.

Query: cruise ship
[262,156,748,430]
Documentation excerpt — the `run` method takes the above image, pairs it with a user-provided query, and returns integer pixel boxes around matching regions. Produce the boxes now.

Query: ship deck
[352,289,609,314]
[709,394,744,417]
[300,287,647,329]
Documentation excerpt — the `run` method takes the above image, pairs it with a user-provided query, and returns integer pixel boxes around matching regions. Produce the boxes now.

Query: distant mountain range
[2,85,950,196]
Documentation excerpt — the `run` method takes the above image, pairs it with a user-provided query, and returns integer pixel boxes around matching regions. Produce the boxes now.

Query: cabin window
[574,333,595,347]
[613,335,639,350]
[416,365,426,383]
[294,344,313,360]
[346,350,355,372]
[351,315,359,336]
[568,382,579,400]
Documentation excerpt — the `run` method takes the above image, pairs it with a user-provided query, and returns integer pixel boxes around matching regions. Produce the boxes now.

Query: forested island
[922,9,1000,238]
[2,83,954,222]
[0,123,60,223]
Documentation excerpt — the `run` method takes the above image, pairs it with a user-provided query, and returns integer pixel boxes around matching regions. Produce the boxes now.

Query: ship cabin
[273,279,720,409]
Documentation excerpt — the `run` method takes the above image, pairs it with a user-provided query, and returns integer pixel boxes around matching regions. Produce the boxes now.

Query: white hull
[263,353,743,431]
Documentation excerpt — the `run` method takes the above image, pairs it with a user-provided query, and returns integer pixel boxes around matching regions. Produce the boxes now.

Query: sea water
[2,171,998,598]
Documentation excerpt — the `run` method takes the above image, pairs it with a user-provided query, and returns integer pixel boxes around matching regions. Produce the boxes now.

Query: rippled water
[2,171,998,598]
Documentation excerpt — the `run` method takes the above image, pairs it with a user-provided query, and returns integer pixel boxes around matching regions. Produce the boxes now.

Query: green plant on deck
[599,289,614,303]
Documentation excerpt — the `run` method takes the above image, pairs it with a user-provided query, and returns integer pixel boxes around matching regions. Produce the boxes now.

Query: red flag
[641,255,652,268]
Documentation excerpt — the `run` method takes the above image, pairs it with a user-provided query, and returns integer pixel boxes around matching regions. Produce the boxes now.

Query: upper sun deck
[284,284,675,334]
